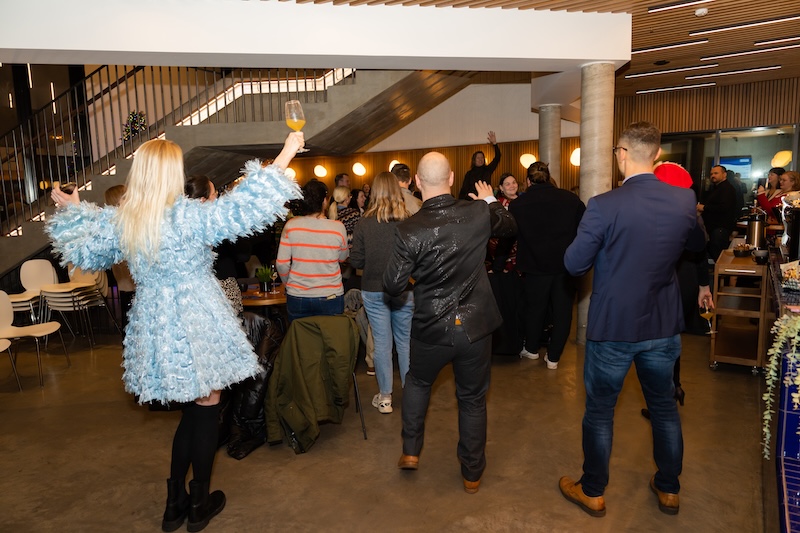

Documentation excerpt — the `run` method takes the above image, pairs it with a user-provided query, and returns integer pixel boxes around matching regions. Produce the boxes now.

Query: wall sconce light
[352,162,366,177]
[284,167,296,180]
[314,165,327,178]
[772,150,792,168]
[519,153,537,169]
[389,159,400,171]
[570,148,581,167]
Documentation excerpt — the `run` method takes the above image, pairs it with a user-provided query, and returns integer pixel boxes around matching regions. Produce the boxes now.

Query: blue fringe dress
[46,162,301,404]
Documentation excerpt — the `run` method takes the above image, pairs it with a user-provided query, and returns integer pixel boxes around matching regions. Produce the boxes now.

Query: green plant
[762,313,800,459]
[255,265,273,283]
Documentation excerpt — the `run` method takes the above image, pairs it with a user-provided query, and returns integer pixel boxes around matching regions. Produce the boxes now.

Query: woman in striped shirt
[277,180,349,323]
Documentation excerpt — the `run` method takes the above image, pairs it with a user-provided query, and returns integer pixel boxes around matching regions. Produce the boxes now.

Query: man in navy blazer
[559,122,705,518]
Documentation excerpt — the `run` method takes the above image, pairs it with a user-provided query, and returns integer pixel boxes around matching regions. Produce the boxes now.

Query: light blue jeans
[361,290,414,395]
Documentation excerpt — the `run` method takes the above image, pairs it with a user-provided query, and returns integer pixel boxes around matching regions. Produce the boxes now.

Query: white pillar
[539,104,561,185]
[575,61,615,345]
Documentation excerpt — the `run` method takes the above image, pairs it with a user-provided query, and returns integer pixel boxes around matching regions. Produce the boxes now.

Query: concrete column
[575,61,615,345]
[539,104,561,185]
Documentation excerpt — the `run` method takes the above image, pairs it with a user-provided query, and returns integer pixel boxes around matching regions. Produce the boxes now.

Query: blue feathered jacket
[46,162,301,403]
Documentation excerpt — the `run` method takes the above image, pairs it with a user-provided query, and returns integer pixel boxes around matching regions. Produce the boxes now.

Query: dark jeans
[401,330,492,482]
[286,294,344,323]
[522,273,576,361]
[707,226,731,263]
[580,335,683,496]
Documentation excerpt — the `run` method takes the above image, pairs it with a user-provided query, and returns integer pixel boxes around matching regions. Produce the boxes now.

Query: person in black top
[458,131,501,199]
[697,164,738,262]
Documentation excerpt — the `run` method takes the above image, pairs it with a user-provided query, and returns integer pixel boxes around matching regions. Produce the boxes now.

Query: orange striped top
[276,216,348,298]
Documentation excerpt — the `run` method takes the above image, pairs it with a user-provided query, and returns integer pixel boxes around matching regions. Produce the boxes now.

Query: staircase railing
[0,66,355,236]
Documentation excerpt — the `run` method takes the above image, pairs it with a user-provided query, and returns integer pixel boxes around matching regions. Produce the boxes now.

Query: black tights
[170,402,221,486]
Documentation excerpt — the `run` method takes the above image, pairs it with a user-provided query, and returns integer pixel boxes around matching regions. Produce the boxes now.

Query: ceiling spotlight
[695,7,708,17]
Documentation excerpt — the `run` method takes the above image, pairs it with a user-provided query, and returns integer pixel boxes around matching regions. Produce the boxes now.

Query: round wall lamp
[314,165,328,178]
[570,148,581,167]
[284,167,297,180]
[519,153,537,169]
[352,162,366,177]
[772,150,792,168]
[389,159,400,171]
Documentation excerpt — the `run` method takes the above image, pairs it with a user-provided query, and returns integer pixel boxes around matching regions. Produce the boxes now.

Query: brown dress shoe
[397,454,419,470]
[559,476,606,517]
[463,478,480,494]
[650,476,679,515]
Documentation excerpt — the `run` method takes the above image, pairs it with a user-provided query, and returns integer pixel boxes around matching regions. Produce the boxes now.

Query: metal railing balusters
[1,66,349,236]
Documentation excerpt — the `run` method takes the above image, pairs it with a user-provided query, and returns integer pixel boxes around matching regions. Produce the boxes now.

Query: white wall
[370,84,581,151]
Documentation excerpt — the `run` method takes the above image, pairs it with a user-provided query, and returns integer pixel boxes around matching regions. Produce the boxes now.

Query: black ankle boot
[161,478,189,532]
[187,479,226,532]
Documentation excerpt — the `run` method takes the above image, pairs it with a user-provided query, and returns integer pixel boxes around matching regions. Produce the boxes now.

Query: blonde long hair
[115,139,185,261]
[363,172,410,223]
[327,186,351,219]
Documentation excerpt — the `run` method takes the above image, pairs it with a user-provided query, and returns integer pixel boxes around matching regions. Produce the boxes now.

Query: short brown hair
[619,121,661,162]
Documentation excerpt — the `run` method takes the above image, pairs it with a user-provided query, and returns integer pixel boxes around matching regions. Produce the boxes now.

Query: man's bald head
[417,152,451,187]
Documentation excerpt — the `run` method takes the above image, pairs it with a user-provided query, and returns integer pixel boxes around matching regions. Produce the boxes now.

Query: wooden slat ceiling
[290,0,800,97]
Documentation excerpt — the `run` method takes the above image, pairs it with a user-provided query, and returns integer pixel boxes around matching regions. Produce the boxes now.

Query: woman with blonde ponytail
[47,132,304,532]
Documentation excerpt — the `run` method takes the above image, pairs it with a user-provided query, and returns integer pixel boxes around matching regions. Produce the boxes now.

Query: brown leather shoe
[463,478,480,494]
[650,476,679,515]
[559,476,606,517]
[397,454,419,470]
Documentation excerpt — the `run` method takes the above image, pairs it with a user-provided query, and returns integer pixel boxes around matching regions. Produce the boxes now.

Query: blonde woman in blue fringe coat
[47,133,304,532]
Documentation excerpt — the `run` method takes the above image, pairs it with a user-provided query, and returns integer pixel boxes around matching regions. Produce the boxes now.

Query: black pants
[522,273,576,361]
[401,330,491,482]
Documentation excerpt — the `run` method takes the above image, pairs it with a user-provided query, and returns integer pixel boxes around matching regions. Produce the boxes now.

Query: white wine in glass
[700,304,716,335]
[285,100,309,152]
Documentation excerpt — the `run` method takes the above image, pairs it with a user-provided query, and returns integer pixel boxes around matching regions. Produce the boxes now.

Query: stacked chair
[40,266,121,346]
[8,259,58,324]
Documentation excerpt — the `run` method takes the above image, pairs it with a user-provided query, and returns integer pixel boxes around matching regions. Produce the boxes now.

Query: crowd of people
[45,122,732,528]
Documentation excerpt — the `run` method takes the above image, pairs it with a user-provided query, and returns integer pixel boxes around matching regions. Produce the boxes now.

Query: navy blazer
[564,173,702,343]
[384,194,517,346]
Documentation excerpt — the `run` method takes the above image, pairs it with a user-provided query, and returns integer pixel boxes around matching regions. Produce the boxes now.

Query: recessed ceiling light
[690,14,800,36]
[636,82,716,94]
[632,39,709,54]
[701,42,800,61]
[625,63,719,78]
[647,0,712,14]
[685,65,782,79]
[755,35,800,46]
[654,60,670,66]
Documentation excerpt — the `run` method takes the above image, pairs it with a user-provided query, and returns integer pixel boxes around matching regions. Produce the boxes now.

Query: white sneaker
[520,348,539,360]
[544,354,558,370]
[372,393,393,414]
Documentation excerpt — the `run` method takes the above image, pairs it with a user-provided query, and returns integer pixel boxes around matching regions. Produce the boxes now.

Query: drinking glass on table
[269,265,279,294]
[285,100,309,153]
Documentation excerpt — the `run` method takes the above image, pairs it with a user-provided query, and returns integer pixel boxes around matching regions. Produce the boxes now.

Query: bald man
[384,151,517,494]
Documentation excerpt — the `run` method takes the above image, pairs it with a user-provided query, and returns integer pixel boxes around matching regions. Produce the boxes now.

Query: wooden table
[241,284,287,307]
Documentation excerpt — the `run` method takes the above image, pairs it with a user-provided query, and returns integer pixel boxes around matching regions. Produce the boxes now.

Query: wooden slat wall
[285,137,582,194]
[614,77,800,136]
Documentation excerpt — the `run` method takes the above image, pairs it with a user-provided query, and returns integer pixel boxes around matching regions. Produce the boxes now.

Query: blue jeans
[286,294,344,324]
[580,335,683,496]
[361,290,413,394]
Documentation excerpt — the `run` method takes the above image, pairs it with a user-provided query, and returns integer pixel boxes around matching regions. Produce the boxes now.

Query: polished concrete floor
[0,328,773,532]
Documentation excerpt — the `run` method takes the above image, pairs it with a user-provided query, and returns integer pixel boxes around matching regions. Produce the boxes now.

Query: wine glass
[700,303,716,335]
[285,100,309,153]
[269,267,279,294]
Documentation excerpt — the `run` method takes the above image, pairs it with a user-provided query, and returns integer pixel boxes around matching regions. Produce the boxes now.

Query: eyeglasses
[612,146,628,155]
